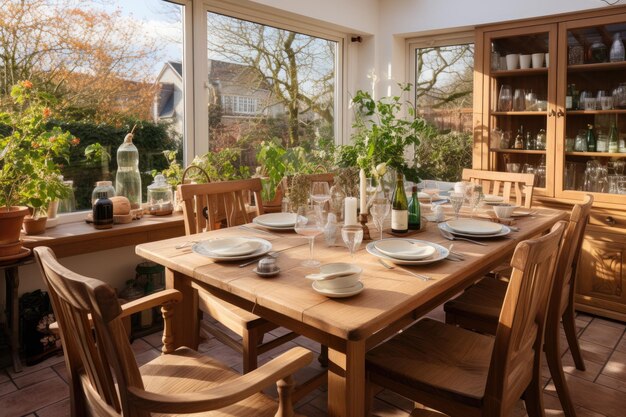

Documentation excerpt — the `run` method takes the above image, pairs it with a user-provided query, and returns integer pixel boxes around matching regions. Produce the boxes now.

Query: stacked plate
[252,213,297,230]
[192,237,272,261]
[306,263,364,298]
[366,238,449,265]
[483,194,505,205]
[438,219,511,238]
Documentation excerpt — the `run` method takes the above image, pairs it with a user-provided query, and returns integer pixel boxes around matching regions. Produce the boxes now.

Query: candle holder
[359,213,372,241]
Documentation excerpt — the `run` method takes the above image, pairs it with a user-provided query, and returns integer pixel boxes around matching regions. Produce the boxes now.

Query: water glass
[449,192,464,220]
[370,197,391,240]
[498,85,513,111]
[469,185,483,218]
[311,181,330,207]
[513,88,526,111]
[422,180,440,210]
[294,207,324,267]
[341,225,364,260]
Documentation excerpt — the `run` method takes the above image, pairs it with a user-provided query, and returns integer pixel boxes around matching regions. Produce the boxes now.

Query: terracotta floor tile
[542,391,606,417]
[12,367,57,389]
[601,349,626,383]
[370,397,411,416]
[295,402,328,417]
[577,339,614,365]
[52,361,68,384]
[592,317,626,331]
[576,313,594,323]
[36,398,70,417]
[596,374,626,394]
[546,373,626,417]
[561,350,604,381]
[616,333,626,354]
[292,335,322,354]
[141,331,164,348]
[0,380,17,397]
[580,321,624,349]
[5,353,64,379]
[0,370,9,384]
[0,377,68,417]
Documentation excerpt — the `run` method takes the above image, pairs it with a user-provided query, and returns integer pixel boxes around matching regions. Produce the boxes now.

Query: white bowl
[306,263,361,291]
[492,203,518,219]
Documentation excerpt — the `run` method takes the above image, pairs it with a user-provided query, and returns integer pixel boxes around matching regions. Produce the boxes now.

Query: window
[205,10,340,171]
[408,34,475,181]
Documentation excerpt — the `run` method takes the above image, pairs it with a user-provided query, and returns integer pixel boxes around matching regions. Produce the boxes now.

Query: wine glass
[422,180,439,210]
[365,178,378,207]
[341,224,364,260]
[294,206,324,267]
[370,197,391,240]
[311,181,330,208]
[469,185,483,218]
[449,192,464,220]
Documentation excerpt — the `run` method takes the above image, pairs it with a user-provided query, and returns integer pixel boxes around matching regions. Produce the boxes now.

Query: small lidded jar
[91,181,116,206]
[93,192,113,230]
[147,174,173,215]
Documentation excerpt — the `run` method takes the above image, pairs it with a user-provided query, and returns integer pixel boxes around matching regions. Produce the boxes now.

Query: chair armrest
[119,289,182,319]
[49,289,182,334]
[127,347,314,414]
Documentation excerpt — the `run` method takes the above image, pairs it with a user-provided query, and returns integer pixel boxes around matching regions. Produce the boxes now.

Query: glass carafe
[115,133,142,209]
[610,33,625,62]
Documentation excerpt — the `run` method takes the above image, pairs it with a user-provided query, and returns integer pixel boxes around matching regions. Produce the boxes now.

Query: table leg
[165,269,199,349]
[5,266,23,373]
[327,340,365,417]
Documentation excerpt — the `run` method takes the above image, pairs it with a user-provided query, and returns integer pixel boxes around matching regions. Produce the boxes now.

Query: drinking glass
[341,224,364,260]
[498,85,513,111]
[366,178,378,207]
[469,185,483,218]
[310,182,331,207]
[422,180,439,210]
[513,88,526,111]
[294,207,324,267]
[449,192,464,220]
[370,197,391,240]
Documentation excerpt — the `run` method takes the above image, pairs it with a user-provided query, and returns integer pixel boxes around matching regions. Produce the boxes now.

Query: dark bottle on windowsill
[93,192,113,229]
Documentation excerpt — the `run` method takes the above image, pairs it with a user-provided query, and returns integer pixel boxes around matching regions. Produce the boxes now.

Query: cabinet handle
[549,109,556,117]
[557,109,565,117]
[605,216,617,226]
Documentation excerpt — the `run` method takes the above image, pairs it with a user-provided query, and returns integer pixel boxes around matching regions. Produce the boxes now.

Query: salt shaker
[324,212,338,246]
[433,204,445,222]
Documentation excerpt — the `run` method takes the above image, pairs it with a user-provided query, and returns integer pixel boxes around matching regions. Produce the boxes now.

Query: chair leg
[242,328,259,373]
[318,345,328,367]
[523,376,546,417]
[562,309,585,371]
[545,334,577,417]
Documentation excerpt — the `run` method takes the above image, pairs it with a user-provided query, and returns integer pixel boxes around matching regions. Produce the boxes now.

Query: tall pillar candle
[359,169,367,214]
[344,197,358,226]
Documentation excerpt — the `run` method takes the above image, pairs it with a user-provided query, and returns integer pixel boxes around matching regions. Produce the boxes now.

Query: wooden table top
[136,208,567,343]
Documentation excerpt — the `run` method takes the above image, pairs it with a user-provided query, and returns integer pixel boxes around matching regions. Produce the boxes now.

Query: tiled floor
[1,308,625,417]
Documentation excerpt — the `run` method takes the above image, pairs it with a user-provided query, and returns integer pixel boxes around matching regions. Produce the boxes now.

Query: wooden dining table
[135,207,567,417]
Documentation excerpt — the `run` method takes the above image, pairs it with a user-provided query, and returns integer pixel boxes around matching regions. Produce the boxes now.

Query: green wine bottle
[587,124,597,152]
[609,123,619,153]
[391,172,408,233]
[408,185,421,230]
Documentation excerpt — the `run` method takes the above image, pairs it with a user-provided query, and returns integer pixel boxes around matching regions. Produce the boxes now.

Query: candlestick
[359,169,367,214]
[359,213,371,241]
[344,197,357,226]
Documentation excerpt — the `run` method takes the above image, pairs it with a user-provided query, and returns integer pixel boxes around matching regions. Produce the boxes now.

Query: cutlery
[175,240,198,249]
[239,225,282,237]
[447,244,465,261]
[378,258,431,282]
[238,251,279,267]
[439,229,488,246]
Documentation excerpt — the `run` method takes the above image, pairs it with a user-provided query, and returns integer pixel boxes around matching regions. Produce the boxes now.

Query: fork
[378,258,431,282]
[175,240,198,249]
[439,229,488,246]
[447,244,465,261]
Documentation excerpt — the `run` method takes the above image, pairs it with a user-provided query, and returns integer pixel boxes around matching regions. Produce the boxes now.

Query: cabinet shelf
[565,151,626,157]
[492,111,548,116]
[491,68,548,77]
[566,110,626,115]
[568,61,626,73]
[490,149,547,154]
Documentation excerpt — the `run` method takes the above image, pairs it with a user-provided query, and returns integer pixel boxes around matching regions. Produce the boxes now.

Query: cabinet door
[482,24,557,197]
[575,229,626,321]
[556,14,626,204]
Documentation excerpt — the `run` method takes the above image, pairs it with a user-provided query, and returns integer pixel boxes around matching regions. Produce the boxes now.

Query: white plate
[192,238,272,261]
[312,281,364,298]
[483,194,504,203]
[511,210,534,217]
[196,237,262,257]
[438,222,511,238]
[446,219,503,235]
[366,240,449,265]
[253,213,297,228]
[418,192,447,202]
[374,239,437,260]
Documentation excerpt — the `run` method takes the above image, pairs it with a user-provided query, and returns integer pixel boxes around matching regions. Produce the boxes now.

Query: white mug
[506,54,519,70]
[520,54,532,69]
[531,53,544,68]
[545,53,550,67]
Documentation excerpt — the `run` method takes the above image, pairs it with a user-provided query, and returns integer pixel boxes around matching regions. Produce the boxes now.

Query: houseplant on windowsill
[0,81,75,238]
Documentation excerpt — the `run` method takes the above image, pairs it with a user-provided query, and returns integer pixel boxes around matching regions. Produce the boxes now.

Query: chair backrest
[33,246,144,417]
[462,169,535,208]
[484,220,566,415]
[178,178,265,235]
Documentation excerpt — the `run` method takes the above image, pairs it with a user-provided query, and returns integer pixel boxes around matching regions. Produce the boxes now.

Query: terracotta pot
[23,215,48,235]
[262,186,283,213]
[0,206,29,256]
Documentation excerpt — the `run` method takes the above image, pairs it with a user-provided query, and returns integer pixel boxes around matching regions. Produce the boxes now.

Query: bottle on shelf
[572,84,580,110]
[115,131,142,209]
[586,124,597,152]
[536,129,546,150]
[610,33,625,62]
[609,124,619,153]
[391,172,408,234]
[407,185,421,230]
[514,126,525,149]
[93,192,113,230]
[525,130,535,150]
[566,84,573,110]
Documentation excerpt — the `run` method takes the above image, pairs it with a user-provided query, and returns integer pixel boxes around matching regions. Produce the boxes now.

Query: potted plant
[0,81,76,238]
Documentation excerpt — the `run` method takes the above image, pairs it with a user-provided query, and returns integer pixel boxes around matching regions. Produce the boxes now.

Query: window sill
[23,213,185,258]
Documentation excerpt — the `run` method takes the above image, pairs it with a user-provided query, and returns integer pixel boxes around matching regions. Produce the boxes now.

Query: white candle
[359,169,367,214]
[344,197,357,226]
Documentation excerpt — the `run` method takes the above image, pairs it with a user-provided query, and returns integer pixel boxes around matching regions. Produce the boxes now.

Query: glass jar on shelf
[588,41,609,63]
[610,33,625,62]
[91,181,116,206]
[574,129,588,152]
[146,174,173,216]
[536,129,547,150]
[613,83,626,109]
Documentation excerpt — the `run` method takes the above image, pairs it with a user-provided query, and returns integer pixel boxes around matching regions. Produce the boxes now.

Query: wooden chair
[33,246,313,417]
[366,220,566,417]
[443,195,593,417]
[462,168,535,208]
[178,178,298,373]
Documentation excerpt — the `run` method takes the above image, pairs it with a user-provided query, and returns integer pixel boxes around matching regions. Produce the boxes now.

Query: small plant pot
[0,206,29,255]
[23,216,48,235]
[262,186,283,213]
